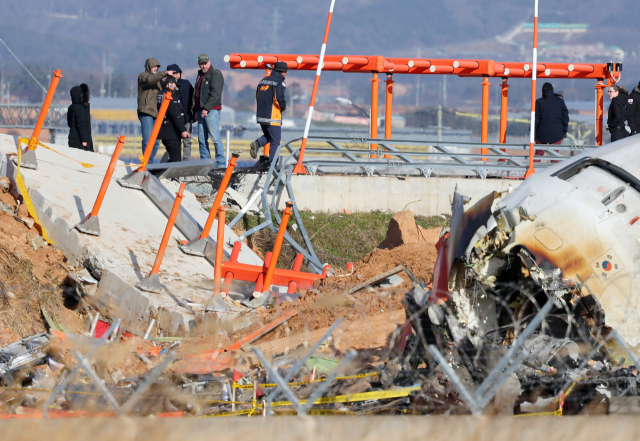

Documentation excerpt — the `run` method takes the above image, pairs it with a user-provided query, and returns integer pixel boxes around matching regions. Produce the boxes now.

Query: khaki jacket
[137,58,167,117]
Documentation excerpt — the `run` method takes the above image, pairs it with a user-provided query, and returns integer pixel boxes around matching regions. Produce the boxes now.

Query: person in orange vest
[249,61,288,170]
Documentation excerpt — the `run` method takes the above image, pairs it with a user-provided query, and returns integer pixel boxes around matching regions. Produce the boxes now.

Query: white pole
[524,0,539,178]
[226,129,231,163]
[293,0,337,174]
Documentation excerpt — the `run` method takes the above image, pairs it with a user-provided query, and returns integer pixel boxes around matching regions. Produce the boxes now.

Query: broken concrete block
[379,274,404,289]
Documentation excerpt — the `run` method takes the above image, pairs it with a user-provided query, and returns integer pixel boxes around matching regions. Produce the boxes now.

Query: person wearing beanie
[625,81,640,136]
[190,54,225,167]
[607,85,630,142]
[249,61,289,170]
[156,76,190,163]
[138,58,174,162]
[166,63,195,161]
[534,82,569,163]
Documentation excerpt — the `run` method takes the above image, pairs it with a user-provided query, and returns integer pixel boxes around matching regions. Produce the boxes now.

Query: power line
[0,36,48,93]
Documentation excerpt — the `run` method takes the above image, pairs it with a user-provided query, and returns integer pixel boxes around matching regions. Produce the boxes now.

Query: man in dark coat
[534,82,569,162]
[249,61,288,170]
[167,63,194,161]
[190,54,225,166]
[156,76,190,163]
[626,81,640,136]
[67,84,93,151]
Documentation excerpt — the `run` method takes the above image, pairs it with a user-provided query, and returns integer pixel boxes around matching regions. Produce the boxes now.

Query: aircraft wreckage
[429,136,640,358]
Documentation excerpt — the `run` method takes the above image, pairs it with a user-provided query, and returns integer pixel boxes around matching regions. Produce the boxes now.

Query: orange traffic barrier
[261,202,293,293]
[138,91,172,172]
[26,70,63,152]
[214,206,226,294]
[137,182,185,293]
[199,153,238,241]
[75,136,126,236]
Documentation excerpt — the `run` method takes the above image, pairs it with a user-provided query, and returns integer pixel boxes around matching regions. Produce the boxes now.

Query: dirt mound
[379,209,441,250]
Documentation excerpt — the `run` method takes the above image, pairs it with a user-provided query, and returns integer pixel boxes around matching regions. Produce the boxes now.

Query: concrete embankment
[0,135,261,336]
[235,173,519,217]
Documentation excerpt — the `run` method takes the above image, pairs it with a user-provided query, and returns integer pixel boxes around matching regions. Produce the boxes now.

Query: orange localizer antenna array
[293,0,336,174]
[524,0,539,178]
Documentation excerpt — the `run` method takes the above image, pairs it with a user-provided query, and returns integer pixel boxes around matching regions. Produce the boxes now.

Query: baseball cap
[198,54,210,64]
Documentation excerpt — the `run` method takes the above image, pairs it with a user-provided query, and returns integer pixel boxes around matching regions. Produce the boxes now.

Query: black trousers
[611,128,629,143]
[161,139,182,162]
[257,124,281,162]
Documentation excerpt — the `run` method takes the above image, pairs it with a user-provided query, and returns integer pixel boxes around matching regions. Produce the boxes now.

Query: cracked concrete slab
[0,135,263,336]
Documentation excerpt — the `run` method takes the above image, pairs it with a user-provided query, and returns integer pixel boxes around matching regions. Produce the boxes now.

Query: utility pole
[269,8,281,53]
[437,105,442,142]
[442,75,447,108]
[415,46,421,108]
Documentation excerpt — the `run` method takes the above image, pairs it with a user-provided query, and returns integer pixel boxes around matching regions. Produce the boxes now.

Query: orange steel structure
[226,53,621,164]
[149,183,185,277]
[199,153,238,241]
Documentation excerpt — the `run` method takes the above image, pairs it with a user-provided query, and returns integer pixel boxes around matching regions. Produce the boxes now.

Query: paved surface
[0,135,262,335]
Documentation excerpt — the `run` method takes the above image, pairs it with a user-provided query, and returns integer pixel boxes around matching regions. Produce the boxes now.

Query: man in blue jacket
[250,61,288,169]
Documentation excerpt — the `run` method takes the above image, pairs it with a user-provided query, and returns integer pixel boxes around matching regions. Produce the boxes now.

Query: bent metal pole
[524,0,539,178]
[138,91,172,173]
[293,0,337,174]
[261,202,293,293]
[199,153,239,240]
[75,136,126,236]
[137,182,186,293]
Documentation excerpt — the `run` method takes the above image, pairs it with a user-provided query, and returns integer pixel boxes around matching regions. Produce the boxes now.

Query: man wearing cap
[166,64,195,161]
[191,54,225,167]
[137,58,173,162]
[249,61,288,169]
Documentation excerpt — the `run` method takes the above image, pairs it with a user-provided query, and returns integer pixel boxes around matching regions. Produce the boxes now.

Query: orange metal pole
[287,254,304,294]
[500,78,509,144]
[254,252,272,293]
[199,153,239,240]
[293,0,336,174]
[222,241,242,295]
[214,206,226,294]
[137,91,172,172]
[27,70,63,151]
[596,80,604,146]
[261,202,293,293]
[149,182,186,276]
[481,76,490,161]
[384,74,393,158]
[89,136,126,218]
[370,72,379,157]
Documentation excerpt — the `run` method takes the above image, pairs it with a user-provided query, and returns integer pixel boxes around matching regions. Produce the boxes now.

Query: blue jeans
[139,113,160,162]
[197,109,225,166]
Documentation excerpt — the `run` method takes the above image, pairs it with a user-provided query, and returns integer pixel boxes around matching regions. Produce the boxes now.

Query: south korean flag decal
[589,249,625,282]
[629,98,634,104]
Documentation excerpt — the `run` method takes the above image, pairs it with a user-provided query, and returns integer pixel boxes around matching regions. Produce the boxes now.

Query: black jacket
[177,78,194,123]
[156,88,187,140]
[255,70,286,126]
[192,67,224,113]
[534,92,569,144]
[625,87,640,134]
[67,84,93,151]
[608,93,628,132]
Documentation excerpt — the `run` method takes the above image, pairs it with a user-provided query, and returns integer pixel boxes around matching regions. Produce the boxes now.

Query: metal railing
[0,104,68,129]
[279,136,599,178]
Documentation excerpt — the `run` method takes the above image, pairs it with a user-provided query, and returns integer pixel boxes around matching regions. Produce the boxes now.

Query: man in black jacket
[626,81,640,136]
[157,77,190,163]
[191,54,225,166]
[67,84,93,151]
[167,63,194,161]
[534,82,569,162]
[249,61,288,168]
